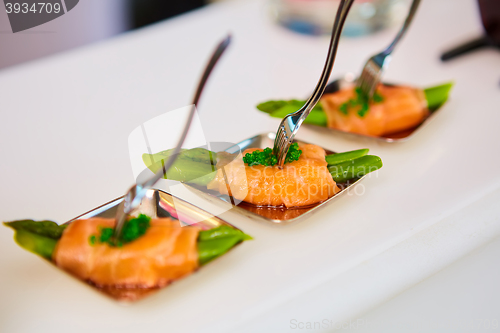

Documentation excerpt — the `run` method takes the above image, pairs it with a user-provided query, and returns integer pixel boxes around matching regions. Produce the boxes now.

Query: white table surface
[1,0,499,332]
[346,234,500,333]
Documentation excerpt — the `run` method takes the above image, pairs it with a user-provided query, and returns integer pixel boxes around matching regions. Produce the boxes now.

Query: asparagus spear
[256,100,291,113]
[3,220,65,260]
[328,155,383,182]
[142,147,218,186]
[257,100,327,126]
[325,149,369,165]
[198,226,252,265]
[198,225,252,242]
[13,230,58,260]
[4,221,252,265]
[423,82,454,111]
[257,82,454,124]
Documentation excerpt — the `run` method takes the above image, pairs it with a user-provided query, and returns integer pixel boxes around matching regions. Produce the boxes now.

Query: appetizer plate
[179,132,366,225]
[64,189,244,302]
[308,75,448,143]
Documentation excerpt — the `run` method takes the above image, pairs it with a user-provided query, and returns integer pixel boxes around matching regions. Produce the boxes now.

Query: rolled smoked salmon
[207,143,340,208]
[53,218,200,288]
[321,84,428,136]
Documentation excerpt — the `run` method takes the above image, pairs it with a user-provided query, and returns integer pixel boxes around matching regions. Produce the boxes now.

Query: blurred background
[0,0,214,70]
[0,1,499,332]
[0,0,416,70]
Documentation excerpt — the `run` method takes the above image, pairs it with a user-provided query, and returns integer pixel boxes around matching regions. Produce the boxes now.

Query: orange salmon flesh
[53,218,200,288]
[207,143,340,208]
[321,84,428,136]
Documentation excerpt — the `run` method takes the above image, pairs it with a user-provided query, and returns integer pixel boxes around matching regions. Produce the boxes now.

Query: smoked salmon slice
[53,218,200,288]
[207,143,340,208]
[321,84,428,136]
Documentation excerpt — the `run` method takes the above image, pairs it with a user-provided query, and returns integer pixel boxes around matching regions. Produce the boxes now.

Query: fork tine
[359,62,378,97]
[359,75,370,96]
[276,125,285,143]
[274,125,286,155]
[277,142,287,162]
[364,74,374,91]
[277,129,289,157]
[277,132,288,154]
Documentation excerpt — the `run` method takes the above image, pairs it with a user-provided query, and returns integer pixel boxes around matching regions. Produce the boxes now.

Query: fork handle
[113,35,231,238]
[384,0,421,55]
[294,0,355,125]
[274,0,355,167]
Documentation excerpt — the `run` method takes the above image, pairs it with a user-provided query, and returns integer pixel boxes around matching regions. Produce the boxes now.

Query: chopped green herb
[339,103,348,115]
[372,91,384,103]
[339,88,385,118]
[89,214,151,247]
[243,147,277,166]
[358,102,369,117]
[285,142,302,164]
[243,143,302,167]
[97,227,115,246]
[121,214,151,243]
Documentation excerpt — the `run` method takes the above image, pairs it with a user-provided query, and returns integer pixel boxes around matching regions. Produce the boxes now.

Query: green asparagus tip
[256,100,327,127]
[328,155,383,183]
[4,220,64,260]
[197,225,252,265]
[424,81,454,111]
[325,148,369,165]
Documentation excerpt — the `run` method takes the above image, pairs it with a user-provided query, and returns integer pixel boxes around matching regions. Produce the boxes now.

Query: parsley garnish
[339,88,384,117]
[243,142,302,166]
[284,143,302,164]
[89,214,151,247]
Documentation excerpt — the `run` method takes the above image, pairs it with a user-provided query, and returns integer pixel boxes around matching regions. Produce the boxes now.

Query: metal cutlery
[357,0,421,98]
[113,35,231,238]
[273,0,355,168]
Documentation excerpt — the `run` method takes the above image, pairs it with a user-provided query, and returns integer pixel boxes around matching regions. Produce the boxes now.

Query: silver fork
[357,0,421,98]
[113,35,231,238]
[273,0,355,168]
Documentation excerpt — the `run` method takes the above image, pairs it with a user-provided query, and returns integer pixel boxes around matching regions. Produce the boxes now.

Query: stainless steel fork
[113,35,231,238]
[273,0,355,168]
[357,0,421,98]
